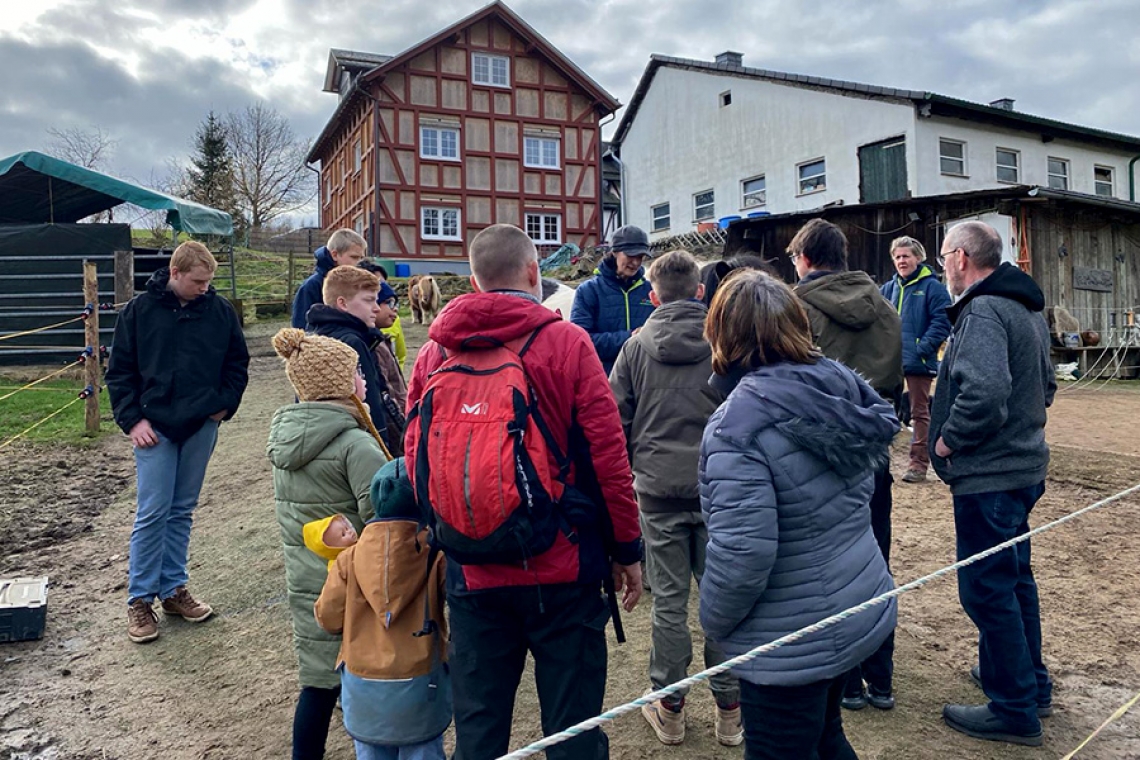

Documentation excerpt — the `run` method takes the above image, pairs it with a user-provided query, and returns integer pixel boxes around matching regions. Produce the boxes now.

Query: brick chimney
[989,98,1015,111]
[715,51,743,67]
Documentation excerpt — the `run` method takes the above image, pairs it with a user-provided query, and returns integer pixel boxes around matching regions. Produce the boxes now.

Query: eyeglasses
[787,250,802,264]
[381,298,398,310]
[937,246,968,268]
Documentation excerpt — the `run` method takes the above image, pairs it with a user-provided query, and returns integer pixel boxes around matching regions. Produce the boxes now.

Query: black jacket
[106,269,250,443]
[305,304,391,447]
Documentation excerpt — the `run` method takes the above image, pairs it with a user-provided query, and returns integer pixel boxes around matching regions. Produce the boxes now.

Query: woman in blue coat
[699,270,899,760]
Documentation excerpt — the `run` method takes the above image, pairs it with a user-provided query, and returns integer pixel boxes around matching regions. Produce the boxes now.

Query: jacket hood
[598,255,646,288]
[351,520,437,626]
[305,304,381,344]
[302,515,350,564]
[947,262,1045,323]
[713,358,900,477]
[145,267,215,305]
[796,271,883,331]
[313,246,335,273]
[896,265,936,286]
[638,300,711,365]
[428,291,560,350]
[267,402,362,470]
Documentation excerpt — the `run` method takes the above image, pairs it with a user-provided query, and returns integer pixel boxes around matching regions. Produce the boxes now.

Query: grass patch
[0,378,112,446]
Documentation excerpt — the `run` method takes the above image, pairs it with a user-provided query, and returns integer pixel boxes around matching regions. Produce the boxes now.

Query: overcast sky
[3,0,1138,226]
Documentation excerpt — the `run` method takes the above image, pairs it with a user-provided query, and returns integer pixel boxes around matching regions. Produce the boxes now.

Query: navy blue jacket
[570,256,655,375]
[291,246,336,329]
[306,305,391,448]
[107,269,250,443]
[880,265,951,376]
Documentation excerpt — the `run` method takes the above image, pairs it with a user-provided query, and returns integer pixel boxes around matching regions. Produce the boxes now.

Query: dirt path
[2,322,1139,759]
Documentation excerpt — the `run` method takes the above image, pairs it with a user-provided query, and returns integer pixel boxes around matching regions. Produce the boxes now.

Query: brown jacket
[314,519,447,680]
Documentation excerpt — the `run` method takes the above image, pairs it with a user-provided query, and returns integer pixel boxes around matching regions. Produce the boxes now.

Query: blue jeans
[127,420,219,604]
[354,736,445,760]
[953,482,1051,732]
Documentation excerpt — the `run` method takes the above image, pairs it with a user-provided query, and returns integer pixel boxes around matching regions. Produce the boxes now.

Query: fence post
[83,260,101,436]
[114,250,134,305]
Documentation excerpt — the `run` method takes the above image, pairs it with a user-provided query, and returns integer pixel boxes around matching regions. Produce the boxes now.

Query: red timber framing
[308,2,620,260]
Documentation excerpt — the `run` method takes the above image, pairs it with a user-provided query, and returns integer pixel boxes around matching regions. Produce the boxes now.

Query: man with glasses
[932,221,1055,747]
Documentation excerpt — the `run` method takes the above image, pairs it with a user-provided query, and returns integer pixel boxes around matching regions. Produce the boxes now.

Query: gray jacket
[699,358,899,686]
[610,300,723,511]
[929,263,1055,495]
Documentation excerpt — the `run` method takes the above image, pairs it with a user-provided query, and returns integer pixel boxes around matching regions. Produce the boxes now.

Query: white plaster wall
[913,117,1136,198]
[619,67,918,239]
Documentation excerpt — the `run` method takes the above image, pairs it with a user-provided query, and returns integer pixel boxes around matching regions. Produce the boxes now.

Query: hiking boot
[969,665,1053,717]
[127,599,159,643]
[715,705,743,746]
[867,686,895,710]
[901,468,927,483]
[943,704,1042,746]
[840,689,868,711]
[641,695,684,745]
[160,586,213,623]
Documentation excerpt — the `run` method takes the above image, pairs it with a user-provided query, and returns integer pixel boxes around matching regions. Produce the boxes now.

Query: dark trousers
[845,467,895,696]
[954,482,1050,732]
[739,675,858,760]
[292,685,341,760]
[448,584,611,760]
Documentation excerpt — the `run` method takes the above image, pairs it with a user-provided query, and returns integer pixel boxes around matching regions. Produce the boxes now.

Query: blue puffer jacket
[570,256,654,375]
[699,358,899,687]
[291,247,336,329]
[879,265,951,376]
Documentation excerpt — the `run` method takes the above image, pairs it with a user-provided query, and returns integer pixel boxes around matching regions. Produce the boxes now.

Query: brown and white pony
[407,274,442,324]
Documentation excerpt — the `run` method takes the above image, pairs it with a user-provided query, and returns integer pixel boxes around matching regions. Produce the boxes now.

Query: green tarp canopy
[0,151,233,236]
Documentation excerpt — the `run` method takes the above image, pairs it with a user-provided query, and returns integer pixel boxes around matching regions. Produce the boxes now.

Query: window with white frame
[1094,165,1114,197]
[420,126,460,161]
[524,136,559,169]
[1047,157,1070,190]
[651,203,670,232]
[939,139,967,176]
[797,159,826,195]
[719,90,732,107]
[742,175,766,208]
[353,214,364,237]
[472,53,510,87]
[421,207,461,240]
[995,148,1019,183]
[525,213,561,243]
[352,139,362,173]
[693,190,715,221]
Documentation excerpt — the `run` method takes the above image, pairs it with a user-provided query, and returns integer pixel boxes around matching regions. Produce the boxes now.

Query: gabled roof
[322,49,393,93]
[307,1,620,164]
[611,54,1140,153]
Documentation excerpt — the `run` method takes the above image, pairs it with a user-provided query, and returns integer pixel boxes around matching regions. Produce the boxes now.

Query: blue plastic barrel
[394,263,411,277]
[718,215,742,229]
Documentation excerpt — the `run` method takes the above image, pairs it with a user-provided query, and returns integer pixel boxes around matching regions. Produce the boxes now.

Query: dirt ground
[2,320,1139,760]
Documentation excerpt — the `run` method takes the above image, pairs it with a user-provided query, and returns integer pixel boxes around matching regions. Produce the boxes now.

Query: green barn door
[859,138,908,203]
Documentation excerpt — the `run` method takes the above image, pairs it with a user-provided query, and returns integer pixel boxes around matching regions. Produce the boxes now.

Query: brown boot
[127,599,159,643]
[160,587,213,623]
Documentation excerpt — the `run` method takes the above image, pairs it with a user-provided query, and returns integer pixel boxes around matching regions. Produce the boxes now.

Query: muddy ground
[2,319,1139,760]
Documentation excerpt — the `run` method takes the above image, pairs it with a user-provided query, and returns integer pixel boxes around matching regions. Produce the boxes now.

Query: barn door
[859,138,908,203]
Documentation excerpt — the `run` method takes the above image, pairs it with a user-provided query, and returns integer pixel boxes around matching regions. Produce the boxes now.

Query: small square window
[742,175,766,208]
[940,139,967,176]
[525,213,561,243]
[1047,157,1069,190]
[420,126,460,161]
[1094,165,1114,197]
[693,190,715,222]
[995,148,1019,183]
[720,90,732,107]
[421,207,461,241]
[797,159,826,195]
[651,203,670,232]
[472,52,510,87]
[524,136,560,169]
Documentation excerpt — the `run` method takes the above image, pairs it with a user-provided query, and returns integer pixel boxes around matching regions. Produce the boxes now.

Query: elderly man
[933,221,1055,747]
[571,225,655,375]
[880,236,951,483]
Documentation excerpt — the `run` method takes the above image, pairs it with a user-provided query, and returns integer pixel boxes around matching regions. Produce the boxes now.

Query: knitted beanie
[272,328,359,401]
[370,457,419,521]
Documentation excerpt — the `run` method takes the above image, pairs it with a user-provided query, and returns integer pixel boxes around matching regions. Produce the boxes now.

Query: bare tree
[225,103,315,230]
[46,126,118,170]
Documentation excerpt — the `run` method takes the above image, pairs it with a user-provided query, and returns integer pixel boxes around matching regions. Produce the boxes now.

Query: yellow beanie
[302,515,348,569]
[272,328,358,402]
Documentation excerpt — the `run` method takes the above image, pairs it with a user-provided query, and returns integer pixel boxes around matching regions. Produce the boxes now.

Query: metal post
[83,260,101,436]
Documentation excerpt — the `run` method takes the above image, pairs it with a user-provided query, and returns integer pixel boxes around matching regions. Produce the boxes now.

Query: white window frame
[995,147,1019,184]
[472,52,510,88]
[420,126,461,161]
[1047,157,1070,190]
[525,212,561,244]
[420,206,462,241]
[719,90,732,107]
[741,174,767,209]
[797,158,827,195]
[651,202,670,232]
[1094,165,1115,197]
[352,138,362,173]
[939,138,967,177]
[693,189,715,222]
[353,213,364,237]
[524,136,560,169]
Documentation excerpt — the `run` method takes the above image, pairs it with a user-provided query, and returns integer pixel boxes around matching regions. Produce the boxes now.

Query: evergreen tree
[186,112,243,236]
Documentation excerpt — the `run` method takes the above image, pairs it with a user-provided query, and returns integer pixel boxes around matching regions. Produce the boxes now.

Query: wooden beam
[83,260,101,437]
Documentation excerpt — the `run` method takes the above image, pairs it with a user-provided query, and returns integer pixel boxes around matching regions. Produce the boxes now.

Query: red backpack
[406,325,570,566]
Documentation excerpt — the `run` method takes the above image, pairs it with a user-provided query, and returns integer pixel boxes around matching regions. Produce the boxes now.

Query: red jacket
[406,291,641,592]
